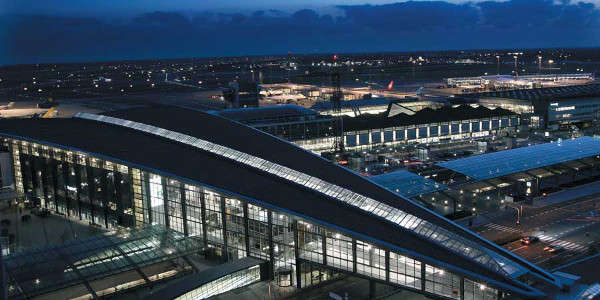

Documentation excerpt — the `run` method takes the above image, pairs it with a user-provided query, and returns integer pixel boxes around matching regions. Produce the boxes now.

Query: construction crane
[330,55,344,153]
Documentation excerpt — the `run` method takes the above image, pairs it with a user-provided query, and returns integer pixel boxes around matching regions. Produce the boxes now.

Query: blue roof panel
[371,170,447,198]
[437,136,600,181]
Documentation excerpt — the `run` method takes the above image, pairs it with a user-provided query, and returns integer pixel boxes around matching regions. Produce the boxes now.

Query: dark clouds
[340,1,480,30]
[2,0,600,65]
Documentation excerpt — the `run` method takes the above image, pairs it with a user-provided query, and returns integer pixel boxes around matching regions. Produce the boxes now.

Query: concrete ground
[0,199,105,253]
[468,188,600,270]
[456,179,600,229]
[215,275,430,300]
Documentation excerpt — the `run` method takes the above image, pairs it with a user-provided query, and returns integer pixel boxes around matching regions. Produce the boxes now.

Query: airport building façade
[0,106,564,299]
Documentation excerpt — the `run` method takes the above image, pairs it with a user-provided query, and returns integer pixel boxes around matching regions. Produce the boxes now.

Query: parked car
[520,236,539,245]
[543,245,565,254]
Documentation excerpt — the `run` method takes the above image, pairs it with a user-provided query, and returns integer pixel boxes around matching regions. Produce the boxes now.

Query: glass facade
[425,264,462,299]
[9,140,134,229]
[395,129,405,141]
[371,132,382,145]
[430,126,439,137]
[407,128,417,140]
[359,133,369,146]
[482,121,490,131]
[491,120,500,130]
[440,125,450,136]
[213,106,520,154]
[345,135,357,147]
[348,115,521,145]
[3,135,503,300]
[461,123,470,133]
[418,127,428,138]
[389,252,421,289]
[465,278,499,300]
[383,130,394,143]
[451,124,460,134]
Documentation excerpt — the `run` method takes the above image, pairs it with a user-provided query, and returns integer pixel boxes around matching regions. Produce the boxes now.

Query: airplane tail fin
[387,80,394,90]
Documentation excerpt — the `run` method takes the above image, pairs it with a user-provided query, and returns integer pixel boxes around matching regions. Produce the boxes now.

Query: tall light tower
[537,55,542,74]
[513,55,518,76]
[496,55,500,75]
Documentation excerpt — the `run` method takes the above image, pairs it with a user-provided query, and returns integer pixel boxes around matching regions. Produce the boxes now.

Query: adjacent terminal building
[212,104,520,154]
[0,106,575,299]
[461,83,600,129]
[446,74,594,91]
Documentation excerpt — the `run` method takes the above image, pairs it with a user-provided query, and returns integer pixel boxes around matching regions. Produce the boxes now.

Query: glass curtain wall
[10,140,134,229]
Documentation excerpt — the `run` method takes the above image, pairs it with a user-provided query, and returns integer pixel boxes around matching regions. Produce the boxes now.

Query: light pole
[496,55,500,75]
[507,205,523,226]
[513,55,518,76]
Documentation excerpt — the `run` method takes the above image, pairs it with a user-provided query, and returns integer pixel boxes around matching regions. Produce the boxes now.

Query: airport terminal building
[0,106,566,299]
[213,105,521,154]
[464,84,600,129]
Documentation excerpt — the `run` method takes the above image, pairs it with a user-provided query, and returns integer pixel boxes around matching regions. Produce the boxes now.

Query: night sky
[2,0,600,65]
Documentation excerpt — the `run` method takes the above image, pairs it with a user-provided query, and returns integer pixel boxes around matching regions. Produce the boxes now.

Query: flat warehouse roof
[437,136,600,181]
[371,170,447,198]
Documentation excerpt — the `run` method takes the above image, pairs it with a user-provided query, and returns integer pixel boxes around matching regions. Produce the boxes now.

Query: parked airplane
[0,102,15,110]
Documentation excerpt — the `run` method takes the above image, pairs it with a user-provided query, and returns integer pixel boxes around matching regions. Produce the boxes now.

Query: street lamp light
[507,205,523,226]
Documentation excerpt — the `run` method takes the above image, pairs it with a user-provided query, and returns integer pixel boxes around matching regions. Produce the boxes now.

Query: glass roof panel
[371,170,447,198]
[3,226,203,299]
[437,137,600,181]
